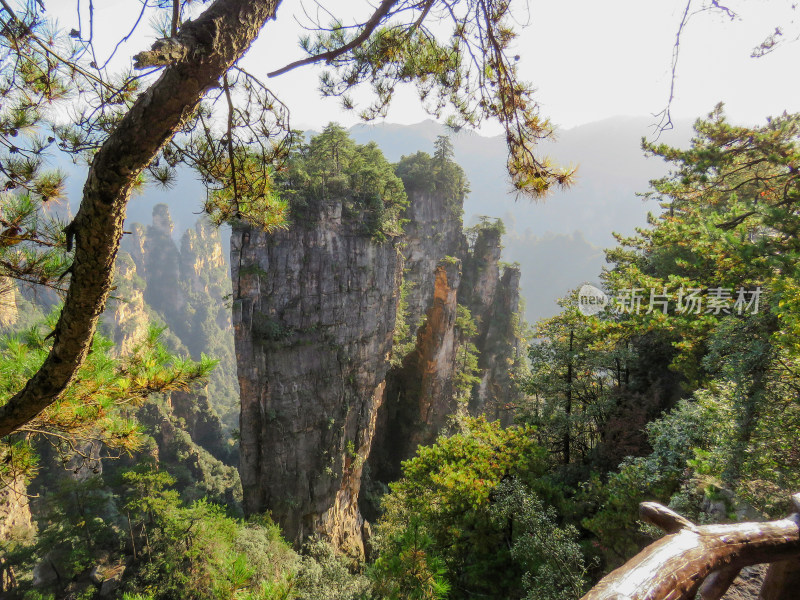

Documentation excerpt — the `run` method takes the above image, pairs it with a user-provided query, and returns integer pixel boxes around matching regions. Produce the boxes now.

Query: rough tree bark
[581,494,800,600]
[760,557,800,600]
[0,0,282,437]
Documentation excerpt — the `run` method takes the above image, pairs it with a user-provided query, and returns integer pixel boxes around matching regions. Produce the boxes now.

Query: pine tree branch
[267,0,397,77]
[0,0,284,438]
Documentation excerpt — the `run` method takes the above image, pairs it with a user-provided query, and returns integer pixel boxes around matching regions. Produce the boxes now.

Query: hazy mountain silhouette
[349,116,693,320]
[58,116,693,322]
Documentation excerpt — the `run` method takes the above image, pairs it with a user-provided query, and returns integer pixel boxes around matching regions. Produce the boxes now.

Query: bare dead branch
[639,501,699,534]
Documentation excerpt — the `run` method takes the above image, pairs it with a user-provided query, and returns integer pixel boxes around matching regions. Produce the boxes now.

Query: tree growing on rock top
[0,0,576,437]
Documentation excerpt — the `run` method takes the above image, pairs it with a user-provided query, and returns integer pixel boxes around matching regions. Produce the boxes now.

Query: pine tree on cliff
[433,135,470,217]
[0,0,577,437]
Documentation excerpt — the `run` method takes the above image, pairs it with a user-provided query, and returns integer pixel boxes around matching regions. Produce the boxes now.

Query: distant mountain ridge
[59,116,694,321]
[347,117,693,320]
[347,116,692,246]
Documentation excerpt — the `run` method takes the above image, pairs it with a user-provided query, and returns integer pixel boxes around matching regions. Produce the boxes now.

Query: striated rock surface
[407,261,462,437]
[104,253,150,356]
[0,277,17,329]
[368,260,462,486]
[181,219,229,299]
[457,224,525,419]
[400,190,464,332]
[116,205,239,429]
[232,201,402,554]
[461,223,503,324]
[368,212,524,493]
[142,204,184,320]
[471,264,524,420]
[233,146,526,548]
[0,479,32,543]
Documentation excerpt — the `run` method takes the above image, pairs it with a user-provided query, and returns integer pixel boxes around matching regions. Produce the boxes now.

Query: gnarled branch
[0,0,283,438]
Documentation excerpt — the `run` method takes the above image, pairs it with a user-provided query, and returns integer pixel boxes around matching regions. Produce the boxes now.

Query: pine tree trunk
[0,0,282,437]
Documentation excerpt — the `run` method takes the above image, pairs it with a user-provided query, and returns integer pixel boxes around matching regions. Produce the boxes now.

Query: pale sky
[45,0,800,132]
[251,0,800,132]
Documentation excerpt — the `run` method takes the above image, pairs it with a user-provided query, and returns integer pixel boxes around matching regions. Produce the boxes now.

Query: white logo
[578,284,608,316]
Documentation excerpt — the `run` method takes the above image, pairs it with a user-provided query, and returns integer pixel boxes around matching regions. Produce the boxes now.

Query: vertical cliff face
[233,142,526,548]
[115,205,239,429]
[409,261,462,434]
[142,204,184,320]
[400,190,464,331]
[364,215,526,518]
[460,224,524,420]
[232,201,402,554]
[368,260,462,486]
[461,224,503,321]
[470,264,524,420]
[105,253,150,356]
[180,219,229,299]
[121,205,233,360]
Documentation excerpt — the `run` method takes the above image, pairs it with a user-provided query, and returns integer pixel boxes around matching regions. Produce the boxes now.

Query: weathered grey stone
[233,200,402,555]
[234,186,525,550]
[369,195,524,487]
[400,190,465,332]
[469,264,524,422]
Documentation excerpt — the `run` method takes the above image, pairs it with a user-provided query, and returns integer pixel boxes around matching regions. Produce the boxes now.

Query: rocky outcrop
[124,223,148,280]
[117,205,239,429]
[407,261,462,436]
[0,479,32,543]
[367,260,462,486]
[233,153,525,550]
[180,218,228,297]
[142,204,184,320]
[368,209,524,492]
[400,190,464,332]
[104,253,149,356]
[471,264,524,420]
[0,277,17,329]
[456,223,525,418]
[232,200,402,554]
